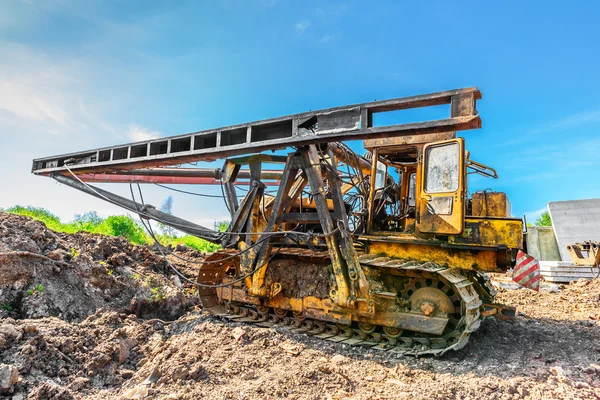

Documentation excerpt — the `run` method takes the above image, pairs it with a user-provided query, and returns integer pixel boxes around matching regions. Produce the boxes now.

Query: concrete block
[526,226,561,261]
[539,260,600,283]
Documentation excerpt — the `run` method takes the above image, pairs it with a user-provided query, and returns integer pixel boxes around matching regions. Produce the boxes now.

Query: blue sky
[1,0,599,227]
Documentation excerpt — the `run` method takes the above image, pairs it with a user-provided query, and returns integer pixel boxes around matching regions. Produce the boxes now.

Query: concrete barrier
[539,261,600,283]
[526,226,562,261]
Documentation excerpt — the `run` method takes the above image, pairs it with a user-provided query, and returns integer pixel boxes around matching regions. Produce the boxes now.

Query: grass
[70,247,81,259]
[149,286,167,302]
[27,284,44,296]
[3,205,222,253]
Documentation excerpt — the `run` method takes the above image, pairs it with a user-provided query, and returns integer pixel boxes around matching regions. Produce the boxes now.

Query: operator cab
[362,132,501,237]
[370,145,419,232]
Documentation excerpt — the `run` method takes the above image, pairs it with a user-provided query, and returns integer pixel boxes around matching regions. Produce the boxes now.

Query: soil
[0,211,599,399]
[266,258,330,299]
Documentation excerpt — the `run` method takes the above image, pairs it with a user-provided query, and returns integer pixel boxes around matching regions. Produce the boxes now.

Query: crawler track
[198,249,483,356]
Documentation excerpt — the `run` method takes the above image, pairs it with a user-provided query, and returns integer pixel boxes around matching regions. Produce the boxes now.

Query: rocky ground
[0,212,599,399]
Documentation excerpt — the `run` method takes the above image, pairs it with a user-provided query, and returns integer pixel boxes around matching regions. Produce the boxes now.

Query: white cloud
[531,109,600,134]
[126,124,161,142]
[0,47,75,131]
[498,108,600,148]
[295,20,311,33]
[524,207,547,224]
[314,4,348,18]
[0,43,119,140]
[549,109,600,129]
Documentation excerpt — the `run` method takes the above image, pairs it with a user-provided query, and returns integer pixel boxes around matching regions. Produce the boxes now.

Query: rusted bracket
[247,154,303,297]
[221,160,241,217]
[466,158,498,179]
[566,241,600,266]
[223,181,264,248]
[243,146,370,309]
[481,303,516,321]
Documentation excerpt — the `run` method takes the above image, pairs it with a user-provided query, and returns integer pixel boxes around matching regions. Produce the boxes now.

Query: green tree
[534,211,552,226]
[74,211,102,227]
[214,220,229,232]
[158,196,176,237]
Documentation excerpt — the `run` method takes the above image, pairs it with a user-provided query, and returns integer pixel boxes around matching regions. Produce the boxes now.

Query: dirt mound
[1,308,598,399]
[0,212,192,322]
[0,212,599,399]
[495,276,600,322]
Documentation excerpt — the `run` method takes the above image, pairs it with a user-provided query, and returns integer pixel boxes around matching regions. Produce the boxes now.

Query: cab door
[417,138,465,235]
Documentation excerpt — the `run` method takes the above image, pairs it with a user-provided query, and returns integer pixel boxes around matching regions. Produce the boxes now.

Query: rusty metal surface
[417,138,466,235]
[198,249,484,356]
[77,174,280,185]
[481,303,517,321]
[84,167,282,179]
[449,217,523,251]
[471,191,510,218]
[364,237,501,272]
[566,241,600,266]
[363,131,456,149]
[35,87,531,359]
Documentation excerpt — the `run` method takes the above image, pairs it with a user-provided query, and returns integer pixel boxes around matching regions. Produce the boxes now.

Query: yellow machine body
[198,134,522,356]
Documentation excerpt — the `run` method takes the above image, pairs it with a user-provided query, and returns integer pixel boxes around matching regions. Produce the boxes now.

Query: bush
[6,206,65,232]
[166,235,221,253]
[4,205,221,252]
[5,205,148,243]
[101,215,148,244]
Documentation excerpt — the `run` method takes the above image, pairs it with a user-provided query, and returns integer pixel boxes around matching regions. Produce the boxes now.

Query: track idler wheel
[383,326,403,338]
[358,322,376,334]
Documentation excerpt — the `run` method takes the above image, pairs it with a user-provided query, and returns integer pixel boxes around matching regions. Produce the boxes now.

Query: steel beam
[102,167,282,180]
[77,167,282,185]
[32,88,481,176]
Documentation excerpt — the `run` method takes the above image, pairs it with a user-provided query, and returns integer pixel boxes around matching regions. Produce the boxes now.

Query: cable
[235,184,277,195]
[153,183,226,198]
[62,163,225,238]
[62,163,321,239]
[132,181,301,266]
[220,179,232,215]
[173,247,281,288]
[61,161,340,288]
[129,182,283,288]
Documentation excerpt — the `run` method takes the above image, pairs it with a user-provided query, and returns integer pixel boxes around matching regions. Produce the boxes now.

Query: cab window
[408,173,416,206]
[374,161,386,189]
[424,142,459,193]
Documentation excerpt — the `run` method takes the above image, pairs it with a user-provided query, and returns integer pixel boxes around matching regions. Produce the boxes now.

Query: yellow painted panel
[368,240,500,272]
[289,198,335,210]
[417,138,465,235]
[450,218,523,249]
